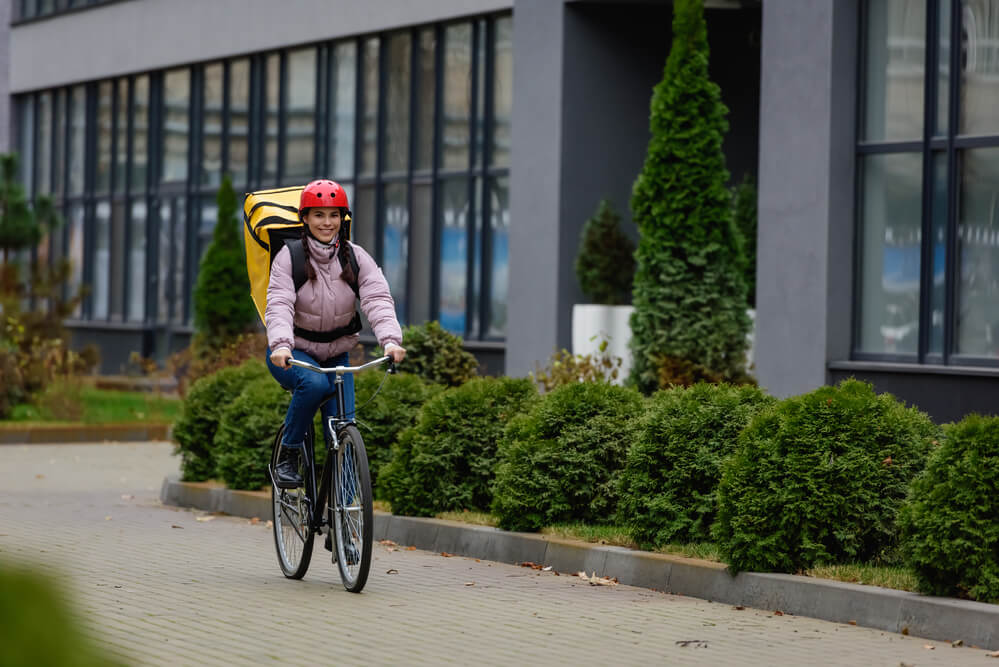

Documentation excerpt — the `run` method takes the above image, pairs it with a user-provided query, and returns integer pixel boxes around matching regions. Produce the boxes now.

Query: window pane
[229,59,250,186]
[95,82,112,194]
[110,200,125,320]
[330,42,356,180]
[67,203,84,318]
[863,0,925,142]
[69,86,85,196]
[936,0,951,135]
[93,201,111,319]
[492,17,513,168]
[360,37,380,177]
[16,97,33,193]
[263,54,280,185]
[115,79,128,192]
[474,20,486,170]
[131,76,149,193]
[286,48,317,183]
[162,69,190,184]
[410,183,433,324]
[202,63,223,188]
[127,199,146,322]
[415,28,436,171]
[385,32,411,174]
[52,91,65,196]
[440,178,469,334]
[857,152,923,355]
[442,24,472,170]
[382,182,408,322]
[488,176,509,338]
[929,153,947,355]
[157,197,187,324]
[354,185,376,253]
[199,195,217,263]
[956,147,999,356]
[960,1,999,135]
[36,92,52,195]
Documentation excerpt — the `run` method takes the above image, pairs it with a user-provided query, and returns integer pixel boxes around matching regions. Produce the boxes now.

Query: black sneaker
[274,448,303,489]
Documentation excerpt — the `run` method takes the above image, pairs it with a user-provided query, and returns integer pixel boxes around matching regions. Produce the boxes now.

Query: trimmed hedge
[492,382,644,532]
[618,383,774,547]
[214,376,289,490]
[380,377,536,516]
[713,379,937,573]
[172,359,268,481]
[900,415,999,602]
[353,370,443,497]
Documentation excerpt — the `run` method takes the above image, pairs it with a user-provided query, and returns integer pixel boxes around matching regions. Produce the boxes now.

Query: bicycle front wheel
[331,425,373,593]
[271,424,315,579]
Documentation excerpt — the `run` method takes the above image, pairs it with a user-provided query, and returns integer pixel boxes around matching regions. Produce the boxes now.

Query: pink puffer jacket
[265,236,402,360]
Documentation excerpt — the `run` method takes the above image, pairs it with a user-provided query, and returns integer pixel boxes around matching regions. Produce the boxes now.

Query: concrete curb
[161,475,999,650]
[0,423,172,444]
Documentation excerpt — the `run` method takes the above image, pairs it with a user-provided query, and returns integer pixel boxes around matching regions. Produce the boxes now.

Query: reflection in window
[857,153,924,355]
[203,63,223,187]
[475,20,487,170]
[93,201,111,319]
[382,183,409,322]
[67,204,84,318]
[128,200,146,322]
[110,201,126,320]
[360,38,380,177]
[410,184,433,324]
[929,153,947,355]
[286,49,317,183]
[354,185,376,253]
[956,147,999,356]
[132,76,149,193]
[488,177,509,338]
[229,59,250,186]
[200,196,218,262]
[330,42,356,180]
[115,79,128,191]
[863,0,925,142]
[492,17,513,168]
[385,33,411,174]
[157,197,187,325]
[961,1,999,135]
[442,24,472,170]
[415,29,436,171]
[69,86,85,196]
[95,81,112,194]
[52,91,65,196]
[440,179,469,334]
[16,97,33,193]
[263,54,280,185]
[162,69,190,183]
[36,92,52,195]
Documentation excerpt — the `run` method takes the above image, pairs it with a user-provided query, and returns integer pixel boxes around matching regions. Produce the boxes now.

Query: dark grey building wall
[755,0,857,398]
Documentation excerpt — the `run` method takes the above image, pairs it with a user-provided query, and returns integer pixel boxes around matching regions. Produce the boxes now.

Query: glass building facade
[857,0,999,365]
[15,14,512,351]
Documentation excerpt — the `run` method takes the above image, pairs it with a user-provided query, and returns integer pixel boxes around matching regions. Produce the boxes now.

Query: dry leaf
[951,639,963,647]
[120,494,134,500]
[986,649,999,657]
[265,520,273,528]
[441,552,454,557]
[675,640,708,649]
[586,572,618,587]
[195,516,215,522]
[386,547,397,552]
[923,644,935,650]
[774,610,783,616]
[733,606,745,611]
[386,569,399,575]
[406,546,416,551]
[848,620,857,625]
[379,539,398,547]
[464,582,475,586]
[901,627,910,636]
[577,571,588,580]
[171,524,184,529]
[35,474,44,479]
[542,566,553,572]
[882,456,893,466]
[104,516,112,521]
[249,517,260,525]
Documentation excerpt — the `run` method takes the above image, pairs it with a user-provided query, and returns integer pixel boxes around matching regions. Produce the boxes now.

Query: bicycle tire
[270,423,316,579]
[331,424,373,593]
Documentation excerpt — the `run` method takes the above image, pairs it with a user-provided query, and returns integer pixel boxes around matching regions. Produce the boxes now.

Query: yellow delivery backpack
[243,186,361,339]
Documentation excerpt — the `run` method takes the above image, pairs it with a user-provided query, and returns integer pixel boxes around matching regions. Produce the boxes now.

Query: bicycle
[268,354,394,593]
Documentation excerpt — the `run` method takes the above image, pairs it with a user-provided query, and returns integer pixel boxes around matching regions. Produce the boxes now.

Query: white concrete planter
[571,304,634,384]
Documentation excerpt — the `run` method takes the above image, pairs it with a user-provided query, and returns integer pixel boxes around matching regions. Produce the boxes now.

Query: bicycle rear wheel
[331,425,373,592]
[270,424,315,579]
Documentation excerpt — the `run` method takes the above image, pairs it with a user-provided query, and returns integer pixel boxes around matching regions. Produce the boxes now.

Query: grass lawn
[3,386,181,425]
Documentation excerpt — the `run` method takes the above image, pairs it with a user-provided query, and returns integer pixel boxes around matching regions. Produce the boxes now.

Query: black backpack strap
[342,243,361,300]
[285,238,309,292]
[294,313,363,343]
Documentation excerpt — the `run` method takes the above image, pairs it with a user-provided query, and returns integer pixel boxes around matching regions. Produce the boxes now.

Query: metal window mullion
[123,77,135,322]
[916,0,939,363]
[464,21,481,340]
[351,37,363,226]
[323,43,336,177]
[184,67,199,325]
[145,75,160,325]
[315,44,327,179]
[247,55,261,191]
[278,51,288,185]
[374,36,387,265]
[403,28,419,325]
[430,24,444,323]
[82,83,97,320]
[479,18,496,340]
[222,60,231,181]
[943,0,961,364]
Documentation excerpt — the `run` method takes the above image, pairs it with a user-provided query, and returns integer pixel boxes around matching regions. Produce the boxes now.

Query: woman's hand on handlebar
[270,347,293,370]
[384,342,406,364]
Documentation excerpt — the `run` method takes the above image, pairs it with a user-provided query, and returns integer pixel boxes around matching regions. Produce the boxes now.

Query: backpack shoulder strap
[285,238,308,292]
[343,243,361,300]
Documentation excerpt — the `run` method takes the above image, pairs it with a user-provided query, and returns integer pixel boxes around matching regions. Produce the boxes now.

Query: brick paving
[1,443,995,666]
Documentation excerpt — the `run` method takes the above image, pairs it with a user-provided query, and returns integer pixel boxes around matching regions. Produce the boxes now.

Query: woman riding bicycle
[266,179,406,489]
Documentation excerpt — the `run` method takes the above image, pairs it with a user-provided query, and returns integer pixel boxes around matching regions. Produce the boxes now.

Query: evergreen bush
[629,0,750,393]
[172,359,268,481]
[192,175,257,348]
[713,379,937,573]
[530,344,622,393]
[574,199,635,305]
[899,415,999,602]
[214,375,289,490]
[618,383,774,547]
[353,370,443,497]
[397,320,478,387]
[731,174,757,308]
[492,382,644,532]
[380,377,536,516]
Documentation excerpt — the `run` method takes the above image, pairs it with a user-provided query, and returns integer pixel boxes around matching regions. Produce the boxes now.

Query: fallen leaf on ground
[265,520,273,528]
[195,516,215,522]
[121,494,134,500]
[952,639,964,647]
[464,582,475,586]
[901,627,910,636]
[248,517,260,525]
[440,552,454,557]
[774,610,783,616]
[171,524,184,529]
[986,649,999,657]
[923,644,935,650]
[379,539,398,546]
[675,640,708,649]
[518,561,543,570]
[577,571,588,580]
[104,516,112,521]
[406,546,416,551]
[35,474,44,479]
[733,606,745,611]
[848,620,857,625]
[542,566,553,572]
[882,456,893,466]
[386,569,399,574]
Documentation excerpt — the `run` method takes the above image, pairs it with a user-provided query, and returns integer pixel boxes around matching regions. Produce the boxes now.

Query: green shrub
[214,375,290,490]
[398,320,478,387]
[574,199,635,305]
[713,379,937,573]
[353,370,443,496]
[531,344,623,393]
[628,0,750,393]
[492,382,644,532]
[731,174,757,308]
[899,415,999,602]
[172,359,268,481]
[618,383,774,547]
[380,377,536,516]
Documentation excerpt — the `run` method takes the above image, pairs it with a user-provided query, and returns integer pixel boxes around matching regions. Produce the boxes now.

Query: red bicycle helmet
[300,179,349,212]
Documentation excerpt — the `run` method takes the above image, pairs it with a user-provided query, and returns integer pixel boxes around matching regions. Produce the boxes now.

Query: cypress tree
[193,175,257,347]
[574,199,635,306]
[629,0,750,393]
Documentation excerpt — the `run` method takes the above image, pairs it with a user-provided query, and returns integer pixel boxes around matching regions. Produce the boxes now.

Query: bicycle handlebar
[287,355,396,375]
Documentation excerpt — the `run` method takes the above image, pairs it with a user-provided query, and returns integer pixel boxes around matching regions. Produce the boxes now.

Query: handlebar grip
[387,360,398,375]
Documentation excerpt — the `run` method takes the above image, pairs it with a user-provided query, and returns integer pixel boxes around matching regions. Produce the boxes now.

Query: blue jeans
[266,349,355,449]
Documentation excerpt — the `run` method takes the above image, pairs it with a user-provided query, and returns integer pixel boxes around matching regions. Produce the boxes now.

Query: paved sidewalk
[1,443,996,666]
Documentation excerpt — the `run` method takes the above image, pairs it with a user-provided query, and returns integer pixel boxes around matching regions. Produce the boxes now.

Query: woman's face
[304,207,341,244]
